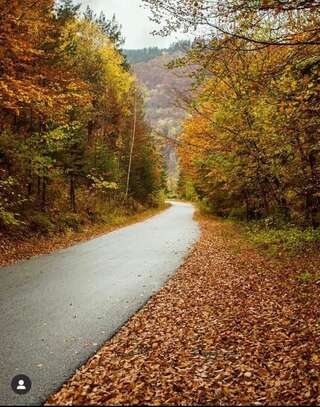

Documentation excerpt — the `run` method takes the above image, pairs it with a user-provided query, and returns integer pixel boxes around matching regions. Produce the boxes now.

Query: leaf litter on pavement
[46,215,320,405]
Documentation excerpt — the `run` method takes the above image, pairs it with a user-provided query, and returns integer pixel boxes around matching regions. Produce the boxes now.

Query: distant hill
[124,41,191,64]
[124,43,192,189]
[124,47,165,64]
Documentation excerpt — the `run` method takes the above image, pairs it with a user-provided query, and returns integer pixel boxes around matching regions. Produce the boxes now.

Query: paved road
[0,202,199,406]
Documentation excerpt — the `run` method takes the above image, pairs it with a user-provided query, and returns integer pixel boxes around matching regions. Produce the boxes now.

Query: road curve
[0,201,199,406]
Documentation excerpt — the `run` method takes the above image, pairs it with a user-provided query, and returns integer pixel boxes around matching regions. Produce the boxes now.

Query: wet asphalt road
[0,201,199,406]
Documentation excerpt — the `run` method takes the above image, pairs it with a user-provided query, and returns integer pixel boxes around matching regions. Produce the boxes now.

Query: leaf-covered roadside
[46,215,320,405]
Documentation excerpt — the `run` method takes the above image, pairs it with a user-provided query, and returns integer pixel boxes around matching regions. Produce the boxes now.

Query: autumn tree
[143,0,320,47]
[176,35,320,225]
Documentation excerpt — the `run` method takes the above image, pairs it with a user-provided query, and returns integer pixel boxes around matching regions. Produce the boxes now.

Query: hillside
[125,46,192,190]
[134,52,189,133]
[124,47,165,64]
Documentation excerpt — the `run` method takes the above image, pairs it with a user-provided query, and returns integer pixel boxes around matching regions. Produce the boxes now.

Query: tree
[55,0,80,22]
[83,6,128,68]
[143,0,320,47]
[97,13,125,50]
[177,34,320,226]
[0,0,55,118]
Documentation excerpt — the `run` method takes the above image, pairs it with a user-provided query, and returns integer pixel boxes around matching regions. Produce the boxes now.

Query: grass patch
[197,205,320,257]
[247,225,320,255]
[295,271,320,284]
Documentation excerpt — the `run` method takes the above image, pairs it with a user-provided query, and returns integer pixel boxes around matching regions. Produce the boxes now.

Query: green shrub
[248,225,320,253]
[107,213,127,225]
[0,176,24,227]
[228,207,247,221]
[156,189,167,207]
[184,180,197,201]
[56,212,83,232]
[94,204,129,225]
[0,208,20,227]
[296,272,313,283]
[198,198,214,214]
[296,272,320,284]
[167,192,177,199]
[145,191,166,208]
[30,213,55,234]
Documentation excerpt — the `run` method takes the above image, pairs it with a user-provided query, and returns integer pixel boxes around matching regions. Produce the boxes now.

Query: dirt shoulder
[46,213,320,405]
[0,206,168,268]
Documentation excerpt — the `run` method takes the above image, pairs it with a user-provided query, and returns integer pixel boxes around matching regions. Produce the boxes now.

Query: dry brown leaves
[46,216,320,406]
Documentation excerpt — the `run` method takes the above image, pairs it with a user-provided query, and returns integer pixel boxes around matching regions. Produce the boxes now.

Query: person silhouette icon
[11,374,32,394]
[17,379,26,390]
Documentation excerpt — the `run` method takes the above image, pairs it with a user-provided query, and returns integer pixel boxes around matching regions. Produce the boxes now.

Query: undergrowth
[197,201,320,256]
[246,224,320,255]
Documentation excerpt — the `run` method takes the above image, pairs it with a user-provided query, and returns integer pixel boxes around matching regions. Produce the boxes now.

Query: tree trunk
[37,176,41,204]
[87,120,94,143]
[41,177,46,212]
[27,164,32,197]
[27,178,32,197]
[70,175,76,212]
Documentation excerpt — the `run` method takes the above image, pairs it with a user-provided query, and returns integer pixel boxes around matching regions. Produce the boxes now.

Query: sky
[80,0,186,49]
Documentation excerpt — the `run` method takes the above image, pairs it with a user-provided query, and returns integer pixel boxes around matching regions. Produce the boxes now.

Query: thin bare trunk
[70,175,76,212]
[125,92,137,200]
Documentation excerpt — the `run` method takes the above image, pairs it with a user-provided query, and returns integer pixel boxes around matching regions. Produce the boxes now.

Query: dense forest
[144,0,320,229]
[0,0,164,235]
[124,41,191,64]
[125,47,165,64]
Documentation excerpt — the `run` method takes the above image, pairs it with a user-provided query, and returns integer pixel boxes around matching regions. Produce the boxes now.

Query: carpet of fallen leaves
[46,215,320,406]
[0,207,166,268]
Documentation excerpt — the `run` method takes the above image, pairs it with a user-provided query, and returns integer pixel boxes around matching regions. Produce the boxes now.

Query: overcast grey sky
[80,0,186,49]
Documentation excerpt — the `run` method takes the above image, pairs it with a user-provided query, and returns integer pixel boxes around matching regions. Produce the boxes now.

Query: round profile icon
[11,374,32,395]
